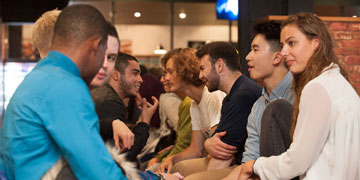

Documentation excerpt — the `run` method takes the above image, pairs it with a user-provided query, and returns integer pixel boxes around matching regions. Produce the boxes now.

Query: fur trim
[42,143,141,180]
[106,143,141,180]
[41,158,65,180]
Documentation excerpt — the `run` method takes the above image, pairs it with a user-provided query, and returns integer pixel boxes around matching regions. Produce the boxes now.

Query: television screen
[216,0,239,20]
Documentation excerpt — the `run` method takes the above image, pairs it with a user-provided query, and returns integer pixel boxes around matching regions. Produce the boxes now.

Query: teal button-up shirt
[0,51,127,180]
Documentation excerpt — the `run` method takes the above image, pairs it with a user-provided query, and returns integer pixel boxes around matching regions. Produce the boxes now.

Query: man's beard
[207,68,220,92]
[120,76,137,98]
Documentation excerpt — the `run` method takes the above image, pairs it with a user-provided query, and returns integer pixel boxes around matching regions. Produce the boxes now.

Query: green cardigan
[156,96,192,161]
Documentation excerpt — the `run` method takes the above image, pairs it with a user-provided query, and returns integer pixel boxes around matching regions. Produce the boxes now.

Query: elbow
[189,146,203,158]
[280,153,313,178]
[194,149,202,157]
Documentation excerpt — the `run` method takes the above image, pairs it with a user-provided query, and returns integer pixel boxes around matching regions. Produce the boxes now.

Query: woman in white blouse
[238,12,360,180]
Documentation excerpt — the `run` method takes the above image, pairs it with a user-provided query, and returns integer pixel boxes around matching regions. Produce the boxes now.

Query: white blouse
[254,64,360,180]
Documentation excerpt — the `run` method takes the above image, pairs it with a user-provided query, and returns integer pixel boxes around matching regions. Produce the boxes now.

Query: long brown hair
[282,12,348,138]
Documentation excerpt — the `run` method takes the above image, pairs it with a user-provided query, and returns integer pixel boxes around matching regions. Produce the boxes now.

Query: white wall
[23,24,238,56]
[173,25,237,48]
[116,25,171,56]
[116,24,237,55]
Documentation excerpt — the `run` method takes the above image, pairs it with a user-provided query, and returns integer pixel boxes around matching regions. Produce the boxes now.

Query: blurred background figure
[31,9,61,58]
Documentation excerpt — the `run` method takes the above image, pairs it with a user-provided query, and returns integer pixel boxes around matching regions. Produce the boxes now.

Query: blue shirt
[0,51,127,180]
[242,71,293,163]
[215,75,262,164]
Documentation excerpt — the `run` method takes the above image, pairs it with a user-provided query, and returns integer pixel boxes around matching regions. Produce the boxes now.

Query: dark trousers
[260,99,293,157]
[259,99,299,180]
[56,163,77,180]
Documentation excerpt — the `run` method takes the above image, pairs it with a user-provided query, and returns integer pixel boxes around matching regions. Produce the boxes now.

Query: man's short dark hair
[115,52,138,74]
[53,4,108,48]
[107,21,120,47]
[196,42,241,72]
[253,21,281,52]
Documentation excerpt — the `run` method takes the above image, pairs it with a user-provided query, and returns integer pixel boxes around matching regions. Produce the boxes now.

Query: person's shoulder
[56,75,87,89]
[160,93,181,101]
[92,85,124,106]
[179,96,193,110]
[183,96,193,105]
[304,66,342,94]
[25,65,85,97]
[207,90,226,99]
[91,84,113,97]
[236,76,262,96]
[251,95,265,109]
[241,75,261,90]
[202,90,225,108]
[46,77,89,101]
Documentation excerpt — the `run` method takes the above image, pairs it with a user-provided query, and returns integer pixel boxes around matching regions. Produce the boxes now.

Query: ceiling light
[154,45,167,55]
[134,12,141,18]
[353,15,358,18]
[179,12,187,19]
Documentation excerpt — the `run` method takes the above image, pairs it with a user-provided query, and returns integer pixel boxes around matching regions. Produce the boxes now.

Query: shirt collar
[39,51,81,77]
[224,75,244,102]
[262,71,293,102]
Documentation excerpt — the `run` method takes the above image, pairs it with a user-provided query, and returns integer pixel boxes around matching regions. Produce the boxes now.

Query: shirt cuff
[253,157,263,175]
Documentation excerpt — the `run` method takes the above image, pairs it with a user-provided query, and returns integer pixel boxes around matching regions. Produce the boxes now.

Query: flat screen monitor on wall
[216,0,239,20]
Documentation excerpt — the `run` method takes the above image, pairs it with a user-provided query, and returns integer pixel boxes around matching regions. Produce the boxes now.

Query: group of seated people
[0,4,359,180]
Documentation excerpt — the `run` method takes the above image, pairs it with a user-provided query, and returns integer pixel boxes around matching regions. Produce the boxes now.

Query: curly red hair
[171,48,203,87]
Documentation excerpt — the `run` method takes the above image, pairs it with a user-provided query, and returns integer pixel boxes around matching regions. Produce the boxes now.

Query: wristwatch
[157,173,166,180]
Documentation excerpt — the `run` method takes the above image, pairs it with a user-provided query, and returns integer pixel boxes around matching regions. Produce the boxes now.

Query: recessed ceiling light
[179,12,187,19]
[134,12,141,18]
[154,49,167,54]
[154,45,167,54]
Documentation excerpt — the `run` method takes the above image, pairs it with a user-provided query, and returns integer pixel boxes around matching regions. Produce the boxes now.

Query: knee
[268,99,292,113]
[171,161,186,174]
[184,172,203,180]
[261,99,293,130]
[265,99,292,119]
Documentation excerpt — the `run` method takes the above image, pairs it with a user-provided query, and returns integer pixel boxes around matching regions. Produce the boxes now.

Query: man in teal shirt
[0,5,127,180]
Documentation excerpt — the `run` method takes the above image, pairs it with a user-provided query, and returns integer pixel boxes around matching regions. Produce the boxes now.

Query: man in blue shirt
[0,5,127,180]
[223,21,294,180]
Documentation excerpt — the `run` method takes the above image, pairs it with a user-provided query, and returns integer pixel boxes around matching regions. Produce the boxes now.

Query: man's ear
[272,52,282,65]
[112,70,121,81]
[215,58,225,73]
[89,36,104,56]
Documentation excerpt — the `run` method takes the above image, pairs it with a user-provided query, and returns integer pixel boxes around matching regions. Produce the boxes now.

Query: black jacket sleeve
[125,122,150,161]
[97,99,126,141]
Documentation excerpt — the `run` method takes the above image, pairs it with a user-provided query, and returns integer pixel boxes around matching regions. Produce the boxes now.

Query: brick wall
[328,21,360,94]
